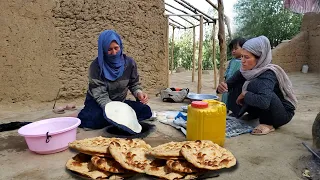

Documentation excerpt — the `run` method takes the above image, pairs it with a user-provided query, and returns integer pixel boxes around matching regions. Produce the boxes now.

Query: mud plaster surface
[0,0,167,103]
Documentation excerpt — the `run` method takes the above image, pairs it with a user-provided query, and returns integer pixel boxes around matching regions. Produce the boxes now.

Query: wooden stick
[179,0,216,21]
[171,27,175,74]
[212,23,217,89]
[52,88,60,109]
[217,0,227,84]
[169,18,187,29]
[164,2,200,21]
[205,0,232,39]
[197,16,204,94]
[225,16,232,39]
[169,23,183,29]
[173,0,211,22]
[192,26,196,82]
[165,9,194,25]
[166,17,170,87]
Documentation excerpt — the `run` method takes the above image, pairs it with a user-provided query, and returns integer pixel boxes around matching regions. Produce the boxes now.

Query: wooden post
[171,27,175,74]
[197,15,204,94]
[217,0,227,84]
[212,22,217,89]
[192,26,196,82]
[166,17,170,87]
[225,16,232,39]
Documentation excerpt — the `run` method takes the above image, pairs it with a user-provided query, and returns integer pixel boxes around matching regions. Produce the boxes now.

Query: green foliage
[234,0,303,47]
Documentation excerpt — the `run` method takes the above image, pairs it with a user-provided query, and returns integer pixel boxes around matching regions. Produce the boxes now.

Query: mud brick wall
[0,0,168,103]
[272,32,309,72]
[272,13,320,73]
[303,13,320,73]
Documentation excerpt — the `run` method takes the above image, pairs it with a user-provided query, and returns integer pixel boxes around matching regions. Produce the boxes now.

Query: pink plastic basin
[18,117,81,154]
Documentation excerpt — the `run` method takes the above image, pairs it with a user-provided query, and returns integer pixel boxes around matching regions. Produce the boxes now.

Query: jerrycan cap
[191,101,208,109]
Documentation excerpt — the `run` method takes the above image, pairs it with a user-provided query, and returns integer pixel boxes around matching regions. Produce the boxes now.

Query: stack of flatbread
[145,140,236,179]
[66,137,236,180]
[66,136,151,179]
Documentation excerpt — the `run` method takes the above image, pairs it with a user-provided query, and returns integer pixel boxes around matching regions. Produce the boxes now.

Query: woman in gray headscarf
[217,36,297,135]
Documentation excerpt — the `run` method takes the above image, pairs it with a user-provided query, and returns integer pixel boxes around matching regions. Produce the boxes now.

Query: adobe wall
[303,13,320,73]
[0,0,167,103]
[272,13,320,73]
[272,32,309,72]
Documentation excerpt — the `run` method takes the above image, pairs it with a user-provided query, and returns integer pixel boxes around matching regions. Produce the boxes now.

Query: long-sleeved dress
[78,54,152,129]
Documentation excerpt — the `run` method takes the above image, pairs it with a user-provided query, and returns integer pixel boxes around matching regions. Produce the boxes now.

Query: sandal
[251,124,275,135]
[52,106,66,114]
[52,104,77,114]
[65,104,77,111]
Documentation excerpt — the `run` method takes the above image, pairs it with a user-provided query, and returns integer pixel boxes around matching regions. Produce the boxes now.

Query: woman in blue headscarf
[77,30,152,129]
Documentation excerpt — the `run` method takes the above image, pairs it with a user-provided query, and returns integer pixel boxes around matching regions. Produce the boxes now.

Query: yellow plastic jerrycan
[187,100,227,146]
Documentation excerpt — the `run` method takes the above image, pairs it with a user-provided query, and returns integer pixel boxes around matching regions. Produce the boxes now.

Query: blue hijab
[98,30,125,81]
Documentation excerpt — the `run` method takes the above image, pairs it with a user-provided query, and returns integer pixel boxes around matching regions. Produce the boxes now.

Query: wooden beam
[165,9,194,25]
[212,22,217,89]
[204,0,218,10]
[205,0,232,38]
[171,27,175,74]
[169,22,183,29]
[192,26,196,82]
[197,15,204,94]
[185,20,216,29]
[225,16,232,39]
[169,18,187,29]
[179,0,216,22]
[166,17,170,87]
[173,0,211,22]
[164,2,200,21]
[217,0,227,84]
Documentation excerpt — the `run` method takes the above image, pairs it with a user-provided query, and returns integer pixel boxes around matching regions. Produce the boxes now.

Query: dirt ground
[0,71,319,180]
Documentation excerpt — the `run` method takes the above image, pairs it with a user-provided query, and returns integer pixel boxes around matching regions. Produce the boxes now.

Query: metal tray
[187,93,219,101]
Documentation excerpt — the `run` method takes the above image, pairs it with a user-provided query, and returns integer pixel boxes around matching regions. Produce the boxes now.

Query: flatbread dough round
[104,101,142,133]
[145,159,185,180]
[91,156,133,174]
[149,141,190,157]
[180,140,236,170]
[166,159,199,173]
[108,139,152,173]
[68,136,119,155]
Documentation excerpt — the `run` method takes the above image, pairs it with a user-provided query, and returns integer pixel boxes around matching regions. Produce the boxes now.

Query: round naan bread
[148,141,190,158]
[145,159,185,180]
[108,139,152,173]
[66,153,111,179]
[91,156,133,174]
[68,136,119,155]
[180,140,236,170]
[166,159,199,173]
[104,101,142,133]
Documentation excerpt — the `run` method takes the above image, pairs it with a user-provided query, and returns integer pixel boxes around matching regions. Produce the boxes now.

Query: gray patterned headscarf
[240,36,298,108]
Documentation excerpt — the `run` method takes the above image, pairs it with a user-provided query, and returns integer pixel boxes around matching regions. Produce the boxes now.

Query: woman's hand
[137,92,148,104]
[217,82,228,94]
[236,91,247,106]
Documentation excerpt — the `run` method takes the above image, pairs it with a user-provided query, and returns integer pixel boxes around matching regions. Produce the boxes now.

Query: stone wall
[272,32,309,72]
[0,0,167,103]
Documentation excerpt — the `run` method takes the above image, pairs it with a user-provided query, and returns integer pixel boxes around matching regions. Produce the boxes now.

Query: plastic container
[18,117,81,154]
[187,100,226,146]
[302,65,309,73]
